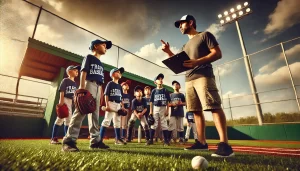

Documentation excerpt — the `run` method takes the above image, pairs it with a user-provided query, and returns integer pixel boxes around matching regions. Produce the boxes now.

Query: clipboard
[162,51,190,74]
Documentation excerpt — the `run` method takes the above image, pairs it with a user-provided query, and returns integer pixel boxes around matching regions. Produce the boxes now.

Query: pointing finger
[160,39,166,45]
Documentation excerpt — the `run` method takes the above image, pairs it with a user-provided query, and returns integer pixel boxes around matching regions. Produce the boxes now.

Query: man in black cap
[161,15,234,157]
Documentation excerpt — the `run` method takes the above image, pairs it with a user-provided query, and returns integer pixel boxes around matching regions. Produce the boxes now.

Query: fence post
[32,6,43,39]
[216,67,224,106]
[280,43,300,112]
[228,94,233,121]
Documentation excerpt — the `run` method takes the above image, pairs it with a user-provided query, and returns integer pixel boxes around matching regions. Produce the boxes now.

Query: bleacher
[0,91,47,118]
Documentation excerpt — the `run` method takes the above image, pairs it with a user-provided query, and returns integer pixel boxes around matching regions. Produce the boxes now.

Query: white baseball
[191,156,208,170]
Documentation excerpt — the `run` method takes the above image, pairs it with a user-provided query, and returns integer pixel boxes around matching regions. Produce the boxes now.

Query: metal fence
[0,1,299,124]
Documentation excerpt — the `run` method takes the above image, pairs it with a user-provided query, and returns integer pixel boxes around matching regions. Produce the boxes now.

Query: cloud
[119,43,182,86]
[278,44,300,60]
[255,62,300,89]
[41,0,63,12]
[264,0,300,35]
[27,0,162,46]
[26,24,63,40]
[206,23,226,39]
[258,44,300,74]
[253,30,259,35]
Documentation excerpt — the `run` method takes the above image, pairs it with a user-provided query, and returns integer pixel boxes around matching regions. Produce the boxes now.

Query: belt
[90,80,102,86]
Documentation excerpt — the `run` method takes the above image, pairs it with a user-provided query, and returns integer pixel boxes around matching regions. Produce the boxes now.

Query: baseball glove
[56,103,69,119]
[147,114,155,125]
[117,109,127,116]
[74,89,96,115]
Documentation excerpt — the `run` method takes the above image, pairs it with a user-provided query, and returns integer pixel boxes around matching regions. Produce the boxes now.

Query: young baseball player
[168,80,186,144]
[126,85,150,145]
[120,80,131,139]
[149,73,171,146]
[184,111,198,144]
[62,39,112,152]
[50,65,79,144]
[99,67,127,145]
[143,86,151,124]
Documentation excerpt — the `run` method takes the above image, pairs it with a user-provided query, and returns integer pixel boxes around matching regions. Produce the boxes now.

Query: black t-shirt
[186,112,195,123]
[150,88,171,107]
[122,93,131,109]
[104,81,123,103]
[170,93,186,117]
[58,78,78,99]
[131,98,147,113]
[81,54,105,84]
[183,31,219,81]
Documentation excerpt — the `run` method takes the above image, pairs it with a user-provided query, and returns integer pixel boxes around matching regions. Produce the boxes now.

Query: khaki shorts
[186,77,221,112]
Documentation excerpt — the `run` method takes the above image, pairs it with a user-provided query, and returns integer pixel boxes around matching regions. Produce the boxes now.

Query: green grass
[207,140,300,149]
[0,140,299,171]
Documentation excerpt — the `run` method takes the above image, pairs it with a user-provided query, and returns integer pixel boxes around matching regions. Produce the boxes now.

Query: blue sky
[1,0,299,121]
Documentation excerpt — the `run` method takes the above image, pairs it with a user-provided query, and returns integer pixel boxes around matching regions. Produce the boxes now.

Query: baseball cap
[154,73,164,81]
[144,86,151,90]
[110,67,125,77]
[121,80,131,86]
[174,15,196,28]
[66,65,80,72]
[172,80,180,86]
[134,85,143,92]
[89,39,112,50]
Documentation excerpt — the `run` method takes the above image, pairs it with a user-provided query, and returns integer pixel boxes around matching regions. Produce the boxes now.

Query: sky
[0,0,300,121]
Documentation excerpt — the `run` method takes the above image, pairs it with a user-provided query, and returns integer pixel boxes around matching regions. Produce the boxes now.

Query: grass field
[0,139,300,171]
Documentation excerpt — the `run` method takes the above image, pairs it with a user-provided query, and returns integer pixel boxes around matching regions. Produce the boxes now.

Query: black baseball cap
[89,39,112,50]
[172,80,180,86]
[134,85,143,92]
[110,67,125,77]
[154,73,164,81]
[66,65,80,72]
[174,15,196,28]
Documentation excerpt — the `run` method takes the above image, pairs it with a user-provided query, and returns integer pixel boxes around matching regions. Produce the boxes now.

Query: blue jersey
[58,78,78,99]
[122,93,131,109]
[170,93,186,117]
[104,81,123,103]
[186,112,194,123]
[131,98,147,113]
[143,97,151,116]
[81,54,104,85]
[150,88,171,107]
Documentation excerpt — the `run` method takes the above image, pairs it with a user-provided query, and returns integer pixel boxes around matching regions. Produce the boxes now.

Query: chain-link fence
[0,1,299,124]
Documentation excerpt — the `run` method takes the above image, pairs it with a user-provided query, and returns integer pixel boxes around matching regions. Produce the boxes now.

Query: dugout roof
[19,38,173,92]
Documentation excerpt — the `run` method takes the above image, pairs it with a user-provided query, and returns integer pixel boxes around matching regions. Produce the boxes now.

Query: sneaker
[184,141,209,151]
[184,138,188,143]
[90,141,110,149]
[62,141,79,152]
[148,139,154,145]
[163,141,170,146]
[179,138,184,144]
[115,138,126,145]
[125,139,132,143]
[50,137,61,145]
[211,142,235,157]
[145,140,150,146]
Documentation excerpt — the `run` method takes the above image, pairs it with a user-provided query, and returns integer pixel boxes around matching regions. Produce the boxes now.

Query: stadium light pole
[217,2,264,125]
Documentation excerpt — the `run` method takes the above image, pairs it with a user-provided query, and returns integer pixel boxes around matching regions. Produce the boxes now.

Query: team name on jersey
[136,105,144,111]
[123,98,130,104]
[154,94,166,101]
[90,64,104,76]
[66,86,76,94]
[172,97,181,103]
[110,89,122,97]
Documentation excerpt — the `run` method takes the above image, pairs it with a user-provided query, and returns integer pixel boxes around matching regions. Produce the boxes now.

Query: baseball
[191,156,208,170]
